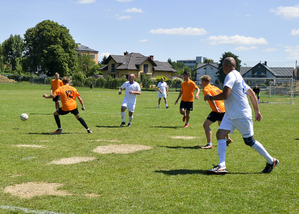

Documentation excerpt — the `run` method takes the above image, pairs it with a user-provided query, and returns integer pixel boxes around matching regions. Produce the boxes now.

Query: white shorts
[219,114,254,138]
[158,92,166,98]
[122,98,136,112]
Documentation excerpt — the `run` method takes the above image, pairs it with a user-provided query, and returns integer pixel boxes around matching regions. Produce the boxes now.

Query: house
[99,52,177,81]
[240,61,295,79]
[195,62,219,85]
[75,43,98,64]
[177,56,207,70]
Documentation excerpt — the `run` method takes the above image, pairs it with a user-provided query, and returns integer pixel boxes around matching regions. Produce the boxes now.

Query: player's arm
[247,88,262,122]
[77,96,86,110]
[50,87,53,95]
[158,87,162,94]
[195,87,200,100]
[118,87,123,95]
[129,90,141,95]
[43,93,56,99]
[175,90,183,105]
[204,86,231,101]
[166,86,169,96]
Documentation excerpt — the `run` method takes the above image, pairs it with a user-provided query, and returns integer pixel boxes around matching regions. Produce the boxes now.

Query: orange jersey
[51,79,63,92]
[181,79,198,102]
[54,85,80,111]
[203,84,225,112]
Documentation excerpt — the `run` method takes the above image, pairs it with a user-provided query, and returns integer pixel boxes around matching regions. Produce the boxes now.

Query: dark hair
[183,71,190,76]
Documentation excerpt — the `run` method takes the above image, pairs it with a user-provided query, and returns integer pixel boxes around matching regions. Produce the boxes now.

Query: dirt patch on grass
[85,193,100,197]
[91,139,122,143]
[49,157,96,165]
[93,144,152,154]
[171,136,197,139]
[16,145,45,148]
[4,182,71,199]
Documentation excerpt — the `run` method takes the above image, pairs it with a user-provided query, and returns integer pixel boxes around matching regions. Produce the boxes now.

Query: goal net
[243,77,296,104]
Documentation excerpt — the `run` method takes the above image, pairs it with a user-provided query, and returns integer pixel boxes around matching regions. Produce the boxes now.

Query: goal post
[243,77,295,104]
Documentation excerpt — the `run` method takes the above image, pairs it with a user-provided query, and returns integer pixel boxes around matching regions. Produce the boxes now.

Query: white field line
[0,205,75,214]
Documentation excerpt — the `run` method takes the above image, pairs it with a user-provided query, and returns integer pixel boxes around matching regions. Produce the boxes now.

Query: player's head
[222,57,236,74]
[200,75,211,87]
[128,73,135,83]
[55,72,60,79]
[161,77,164,82]
[62,76,71,85]
[182,71,190,81]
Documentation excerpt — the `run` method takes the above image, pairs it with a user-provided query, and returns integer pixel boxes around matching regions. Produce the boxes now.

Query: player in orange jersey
[50,73,63,110]
[174,71,200,128]
[200,75,232,149]
[43,76,92,134]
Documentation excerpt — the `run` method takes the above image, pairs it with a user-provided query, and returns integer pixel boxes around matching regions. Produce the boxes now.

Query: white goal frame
[243,77,295,104]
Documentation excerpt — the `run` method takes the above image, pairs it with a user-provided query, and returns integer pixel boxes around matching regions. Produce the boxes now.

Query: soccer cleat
[127,123,131,127]
[206,165,227,175]
[226,138,233,146]
[158,105,160,108]
[120,122,126,127]
[182,115,186,122]
[262,158,279,173]
[184,123,189,128]
[52,129,63,134]
[201,144,213,149]
[166,105,169,109]
[87,129,92,133]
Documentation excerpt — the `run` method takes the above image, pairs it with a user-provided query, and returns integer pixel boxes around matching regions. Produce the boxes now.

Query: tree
[2,34,24,72]
[77,53,95,76]
[204,58,214,63]
[101,55,107,65]
[0,44,4,72]
[217,52,241,84]
[23,20,78,76]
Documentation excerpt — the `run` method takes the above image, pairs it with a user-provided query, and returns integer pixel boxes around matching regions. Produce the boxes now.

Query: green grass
[0,83,298,214]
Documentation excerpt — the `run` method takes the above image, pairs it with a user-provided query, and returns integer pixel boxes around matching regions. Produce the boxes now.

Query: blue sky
[1,0,299,67]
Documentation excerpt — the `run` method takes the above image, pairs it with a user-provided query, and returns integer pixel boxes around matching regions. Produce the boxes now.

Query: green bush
[72,72,85,87]
[96,77,106,88]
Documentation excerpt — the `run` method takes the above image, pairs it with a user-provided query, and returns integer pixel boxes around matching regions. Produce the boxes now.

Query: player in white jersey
[157,77,169,108]
[118,74,141,127]
[204,57,279,174]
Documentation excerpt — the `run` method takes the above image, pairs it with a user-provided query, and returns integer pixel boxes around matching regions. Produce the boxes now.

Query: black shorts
[53,95,61,102]
[56,108,79,116]
[180,101,193,111]
[207,111,225,122]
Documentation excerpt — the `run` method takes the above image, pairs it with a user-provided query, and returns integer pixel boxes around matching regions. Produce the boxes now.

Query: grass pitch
[0,83,298,214]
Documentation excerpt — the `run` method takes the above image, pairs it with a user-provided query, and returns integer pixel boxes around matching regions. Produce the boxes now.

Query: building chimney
[264,61,267,66]
[150,55,154,60]
[124,51,128,56]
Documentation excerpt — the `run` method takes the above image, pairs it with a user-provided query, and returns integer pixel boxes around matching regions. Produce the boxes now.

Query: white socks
[129,116,133,123]
[121,112,125,122]
[252,140,273,164]
[217,139,227,167]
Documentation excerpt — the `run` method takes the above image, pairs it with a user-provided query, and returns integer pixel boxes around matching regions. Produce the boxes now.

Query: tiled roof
[240,66,253,75]
[75,43,98,52]
[154,61,177,72]
[196,63,219,70]
[241,63,294,77]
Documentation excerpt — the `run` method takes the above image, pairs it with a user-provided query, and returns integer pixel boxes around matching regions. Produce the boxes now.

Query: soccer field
[0,83,298,214]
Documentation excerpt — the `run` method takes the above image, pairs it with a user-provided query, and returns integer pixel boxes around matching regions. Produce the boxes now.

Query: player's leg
[127,103,135,127]
[120,101,127,126]
[73,109,92,133]
[52,110,63,133]
[201,119,214,149]
[158,98,161,108]
[164,97,168,108]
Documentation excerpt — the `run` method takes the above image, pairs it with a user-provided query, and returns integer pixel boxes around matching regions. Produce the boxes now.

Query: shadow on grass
[295,138,299,140]
[28,132,74,135]
[30,113,53,115]
[158,145,211,149]
[96,125,122,128]
[155,169,207,175]
[151,126,180,129]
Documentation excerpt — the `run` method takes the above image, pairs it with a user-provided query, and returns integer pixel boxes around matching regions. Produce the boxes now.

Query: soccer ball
[20,113,28,121]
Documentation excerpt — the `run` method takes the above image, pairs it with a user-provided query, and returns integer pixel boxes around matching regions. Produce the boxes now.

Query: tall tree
[23,20,78,76]
[77,53,95,76]
[204,58,214,63]
[2,34,24,71]
[217,52,241,84]
[0,44,4,72]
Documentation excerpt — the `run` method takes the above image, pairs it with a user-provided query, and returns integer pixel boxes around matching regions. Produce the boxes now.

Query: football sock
[207,143,212,146]
[129,116,133,123]
[121,112,125,122]
[158,105,160,108]
[251,140,273,164]
[217,139,227,167]
[54,115,61,129]
[78,117,88,129]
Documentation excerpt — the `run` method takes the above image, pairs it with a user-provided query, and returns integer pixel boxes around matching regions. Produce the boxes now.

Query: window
[91,55,95,59]
[111,64,115,72]
[144,64,148,74]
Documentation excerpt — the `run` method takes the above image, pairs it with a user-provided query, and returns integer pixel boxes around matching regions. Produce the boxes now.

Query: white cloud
[149,27,207,35]
[270,5,299,19]
[234,46,257,51]
[77,0,95,4]
[139,39,148,42]
[262,48,279,52]
[117,16,131,20]
[99,52,110,58]
[125,8,144,13]
[207,35,268,45]
[285,45,299,59]
[290,29,299,35]
[116,0,133,2]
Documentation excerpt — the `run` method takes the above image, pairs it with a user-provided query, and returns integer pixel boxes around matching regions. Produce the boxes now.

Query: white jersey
[157,81,167,95]
[223,69,252,120]
[120,81,141,105]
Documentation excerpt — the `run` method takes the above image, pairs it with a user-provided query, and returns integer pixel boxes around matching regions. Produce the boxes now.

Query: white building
[177,56,207,70]
[196,63,219,85]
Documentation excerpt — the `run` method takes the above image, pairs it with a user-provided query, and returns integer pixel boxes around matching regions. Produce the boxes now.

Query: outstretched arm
[204,86,231,101]
[175,90,183,105]
[78,96,85,110]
